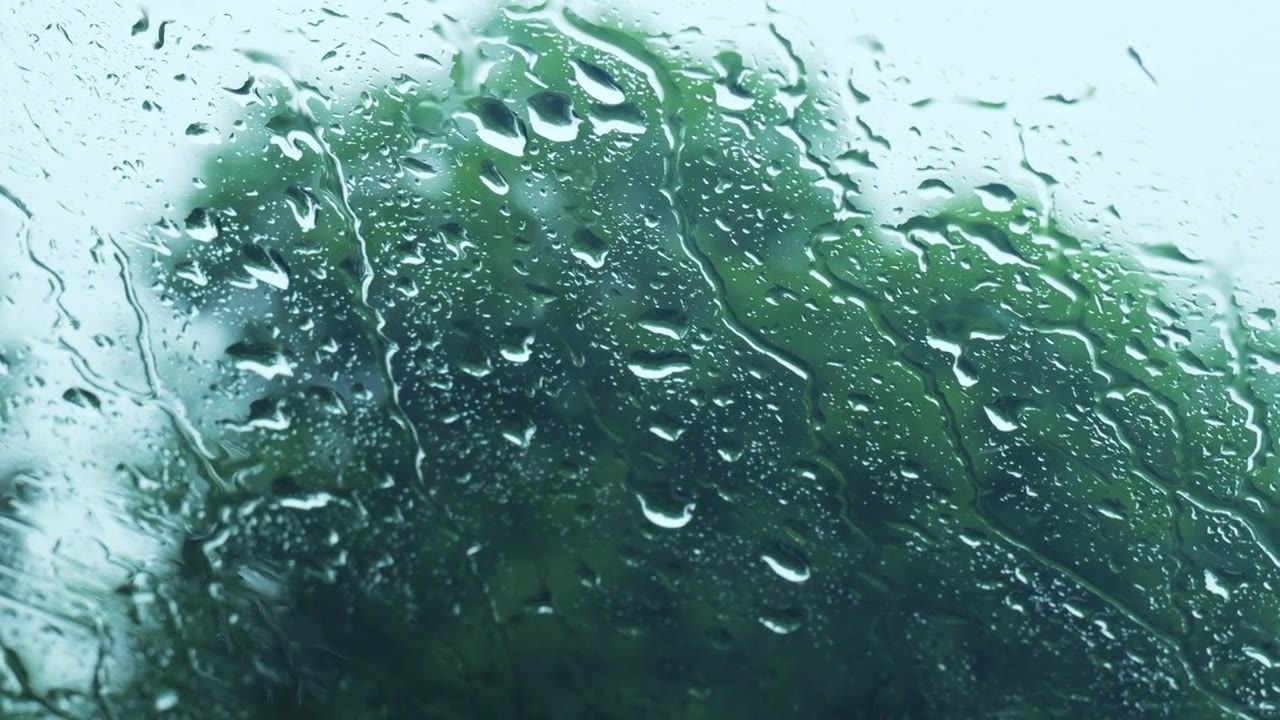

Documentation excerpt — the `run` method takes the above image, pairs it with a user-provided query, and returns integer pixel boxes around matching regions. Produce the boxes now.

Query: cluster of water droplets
[2,2,1280,718]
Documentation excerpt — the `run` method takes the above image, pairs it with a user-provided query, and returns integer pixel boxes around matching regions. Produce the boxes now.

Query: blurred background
[1,1,1278,717]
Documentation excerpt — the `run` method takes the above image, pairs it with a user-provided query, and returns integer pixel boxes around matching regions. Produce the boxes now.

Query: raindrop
[224,395,291,431]
[400,156,438,179]
[648,421,685,442]
[758,606,805,635]
[834,149,877,172]
[173,260,208,286]
[761,546,811,583]
[637,308,689,340]
[983,405,1018,432]
[226,341,295,380]
[183,207,218,242]
[184,122,220,144]
[1204,570,1231,600]
[1095,499,1127,521]
[974,183,1017,212]
[500,327,535,363]
[636,493,695,529]
[284,185,319,232]
[627,351,693,380]
[305,385,347,415]
[917,178,954,199]
[501,419,537,448]
[713,52,755,111]
[588,103,646,135]
[571,58,625,105]
[1245,647,1277,669]
[458,96,527,156]
[154,690,179,712]
[570,227,609,268]
[479,159,509,195]
[241,245,291,290]
[63,387,102,410]
[527,91,581,142]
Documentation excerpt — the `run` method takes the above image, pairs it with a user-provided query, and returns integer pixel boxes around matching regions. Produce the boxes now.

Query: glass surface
[1,1,1278,717]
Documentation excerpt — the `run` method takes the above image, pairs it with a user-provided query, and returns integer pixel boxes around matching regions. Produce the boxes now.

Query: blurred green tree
[103,7,1280,719]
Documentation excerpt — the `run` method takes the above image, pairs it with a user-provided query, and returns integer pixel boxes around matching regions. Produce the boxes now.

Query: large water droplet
[571,59,625,105]
[761,550,811,583]
[479,159,509,195]
[588,103,646,135]
[458,96,527,156]
[284,185,319,232]
[183,207,218,242]
[241,245,291,290]
[636,494,695,529]
[570,227,608,268]
[226,341,295,380]
[975,183,1017,212]
[627,351,693,379]
[758,606,805,635]
[637,308,689,340]
[527,91,581,142]
[399,156,439,180]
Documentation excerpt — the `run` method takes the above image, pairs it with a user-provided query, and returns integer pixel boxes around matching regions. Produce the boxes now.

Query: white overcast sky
[3,0,1276,297]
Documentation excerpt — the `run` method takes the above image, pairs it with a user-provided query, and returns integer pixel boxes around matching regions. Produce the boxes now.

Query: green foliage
[110,7,1280,719]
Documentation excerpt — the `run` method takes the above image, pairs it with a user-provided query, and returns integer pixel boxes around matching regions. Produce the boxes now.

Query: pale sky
[3,0,1275,292]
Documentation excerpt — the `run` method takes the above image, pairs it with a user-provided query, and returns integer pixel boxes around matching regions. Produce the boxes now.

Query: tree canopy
[5,5,1280,719]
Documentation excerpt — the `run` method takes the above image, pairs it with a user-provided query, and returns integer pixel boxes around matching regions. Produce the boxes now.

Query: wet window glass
[2,2,1278,717]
